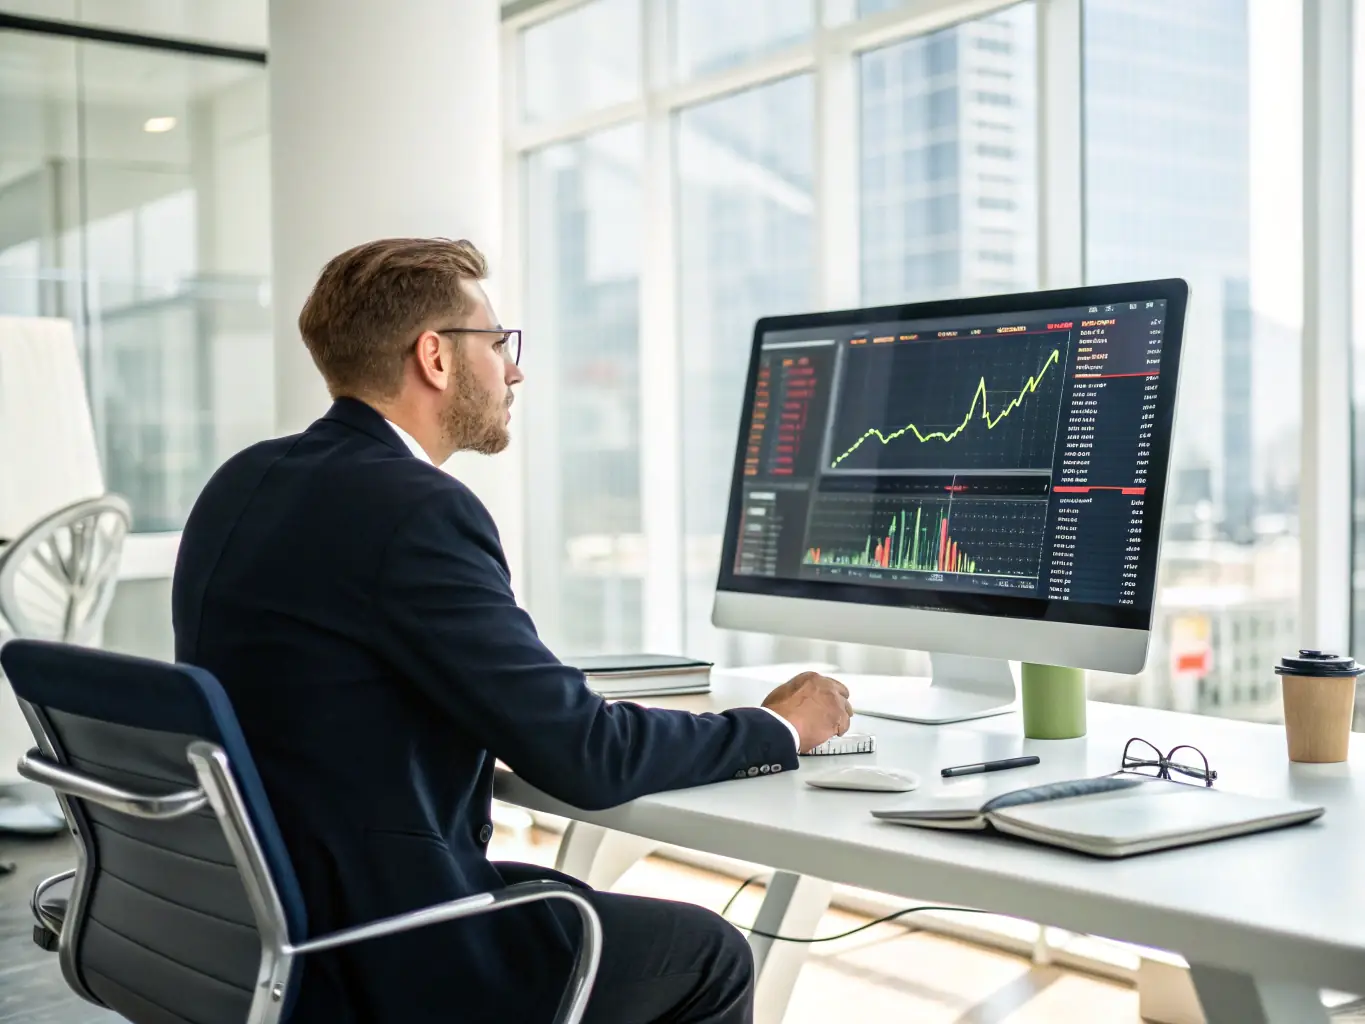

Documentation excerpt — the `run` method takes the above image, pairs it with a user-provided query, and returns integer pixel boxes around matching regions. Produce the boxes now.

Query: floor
[494,825,1143,1024]
[1,822,1149,1024]
[0,832,115,1024]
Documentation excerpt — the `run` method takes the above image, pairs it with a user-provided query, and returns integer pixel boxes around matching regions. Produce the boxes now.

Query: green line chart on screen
[830,347,1062,469]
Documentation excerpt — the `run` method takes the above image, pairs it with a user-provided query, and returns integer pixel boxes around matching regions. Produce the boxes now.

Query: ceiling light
[143,116,177,133]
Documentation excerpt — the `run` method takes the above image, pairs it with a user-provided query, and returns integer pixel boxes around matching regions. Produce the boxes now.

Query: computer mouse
[804,765,921,793]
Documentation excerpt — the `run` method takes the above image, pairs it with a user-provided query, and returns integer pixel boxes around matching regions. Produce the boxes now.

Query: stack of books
[572,654,713,699]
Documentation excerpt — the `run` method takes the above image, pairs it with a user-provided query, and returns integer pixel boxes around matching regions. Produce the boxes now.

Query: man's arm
[377,487,800,811]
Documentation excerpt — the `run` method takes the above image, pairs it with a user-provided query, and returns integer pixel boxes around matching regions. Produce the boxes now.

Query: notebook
[805,731,877,755]
[572,654,713,698]
[871,776,1325,857]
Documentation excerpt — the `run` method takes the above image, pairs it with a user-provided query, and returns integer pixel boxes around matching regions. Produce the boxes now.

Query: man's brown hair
[298,237,488,399]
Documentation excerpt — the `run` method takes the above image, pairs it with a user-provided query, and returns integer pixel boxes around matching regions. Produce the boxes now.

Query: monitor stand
[844,653,1018,725]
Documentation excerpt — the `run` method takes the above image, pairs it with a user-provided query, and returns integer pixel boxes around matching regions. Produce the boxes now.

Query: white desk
[495,669,1365,1024]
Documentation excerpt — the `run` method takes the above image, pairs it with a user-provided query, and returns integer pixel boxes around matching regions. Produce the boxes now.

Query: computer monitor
[712,280,1188,724]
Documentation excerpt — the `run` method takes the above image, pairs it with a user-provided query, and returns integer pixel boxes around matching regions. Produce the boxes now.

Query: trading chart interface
[731,298,1170,611]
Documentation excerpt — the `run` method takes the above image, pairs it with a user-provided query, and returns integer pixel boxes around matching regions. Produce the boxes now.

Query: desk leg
[1188,965,1328,1024]
[748,872,833,1024]
[554,821,657,890]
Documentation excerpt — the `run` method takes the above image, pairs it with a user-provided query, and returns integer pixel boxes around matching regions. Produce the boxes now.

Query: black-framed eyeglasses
[1118,737,1217,787]
[433,327,522,366]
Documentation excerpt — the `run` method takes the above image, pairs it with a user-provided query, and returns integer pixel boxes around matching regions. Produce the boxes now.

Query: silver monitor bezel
[711,279,1189,674]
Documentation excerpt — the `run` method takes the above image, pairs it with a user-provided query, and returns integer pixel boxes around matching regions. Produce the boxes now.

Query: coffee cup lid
[1274,650,1365,677]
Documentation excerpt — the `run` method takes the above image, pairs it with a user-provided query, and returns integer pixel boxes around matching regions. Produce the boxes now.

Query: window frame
[505,0,1034,654]
[502,0,1350,674]
[501,0,1358,979]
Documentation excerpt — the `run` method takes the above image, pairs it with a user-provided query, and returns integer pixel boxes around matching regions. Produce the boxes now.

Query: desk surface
[495,667,1365,992]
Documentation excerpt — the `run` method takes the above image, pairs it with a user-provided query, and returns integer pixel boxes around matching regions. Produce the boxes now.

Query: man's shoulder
[386,466,499,542]
[212,428,495,532]
[183,420,501,567]
[190,432,299,510]
[206,423,463,490]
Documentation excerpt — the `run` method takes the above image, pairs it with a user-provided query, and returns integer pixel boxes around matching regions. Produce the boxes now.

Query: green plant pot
[1020,663,1087,739]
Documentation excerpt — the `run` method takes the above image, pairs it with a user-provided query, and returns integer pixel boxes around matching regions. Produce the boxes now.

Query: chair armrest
[18,751,206,821]
[286,880,602,1024]
[30,868,75,934]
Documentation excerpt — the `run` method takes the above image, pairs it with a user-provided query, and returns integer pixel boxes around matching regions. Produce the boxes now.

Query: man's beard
[441,361,510,455]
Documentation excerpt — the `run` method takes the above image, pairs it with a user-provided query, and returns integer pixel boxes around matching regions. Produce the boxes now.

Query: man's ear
[413,330,452,390]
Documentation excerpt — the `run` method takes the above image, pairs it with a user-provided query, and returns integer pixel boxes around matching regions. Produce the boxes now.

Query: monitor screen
[715,280,1188,631]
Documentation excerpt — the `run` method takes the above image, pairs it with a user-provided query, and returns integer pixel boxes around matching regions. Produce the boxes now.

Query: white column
[269,0,523,576]
[1300,0,1351,652]
[1037,0,1084,290]
[813,0,860,310]
[639,0,684,652]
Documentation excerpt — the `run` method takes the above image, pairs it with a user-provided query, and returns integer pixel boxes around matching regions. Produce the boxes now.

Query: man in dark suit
[172,237,852,1023]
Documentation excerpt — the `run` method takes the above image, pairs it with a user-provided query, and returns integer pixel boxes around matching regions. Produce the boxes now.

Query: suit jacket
[171,397,798,1023]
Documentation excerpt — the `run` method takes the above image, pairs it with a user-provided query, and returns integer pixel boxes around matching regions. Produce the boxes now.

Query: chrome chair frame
[20,742,602,1024]
[31,867,74,939]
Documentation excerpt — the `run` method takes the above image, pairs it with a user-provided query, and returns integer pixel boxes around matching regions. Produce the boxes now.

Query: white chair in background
[0,495,131,837]
[0,494,131,644]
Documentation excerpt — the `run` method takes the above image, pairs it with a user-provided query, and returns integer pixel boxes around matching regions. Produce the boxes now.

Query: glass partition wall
[0,25,271,532]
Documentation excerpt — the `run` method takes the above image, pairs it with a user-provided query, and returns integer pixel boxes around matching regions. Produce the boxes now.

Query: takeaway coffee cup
[1273,650,1363,763]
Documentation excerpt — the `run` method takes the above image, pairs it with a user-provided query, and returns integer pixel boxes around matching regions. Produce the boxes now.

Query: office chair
[0,495,131,837]
[0,639,602,1024]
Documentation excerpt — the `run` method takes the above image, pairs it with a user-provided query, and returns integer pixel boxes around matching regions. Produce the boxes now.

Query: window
[521,0,640,123]
[677,75,815,655]
[524,126,644,656]
[859,4,1038,308]
[0,30,271,532]
[508,0,1328,718]
[858,0,907,16]
[929,89,959,129]
[674,0,812,79]
[1084,0,1301,723]
[0,241,40,315]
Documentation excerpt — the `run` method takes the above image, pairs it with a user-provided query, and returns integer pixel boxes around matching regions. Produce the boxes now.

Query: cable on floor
[719,872,991,943]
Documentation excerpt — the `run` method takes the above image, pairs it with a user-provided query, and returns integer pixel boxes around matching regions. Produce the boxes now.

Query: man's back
[172,397,801,1022]
[174,398,544,1020]
[176,399,487,846]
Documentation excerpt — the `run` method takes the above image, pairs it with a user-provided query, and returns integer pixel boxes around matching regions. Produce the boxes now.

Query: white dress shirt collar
[384,418,434,466]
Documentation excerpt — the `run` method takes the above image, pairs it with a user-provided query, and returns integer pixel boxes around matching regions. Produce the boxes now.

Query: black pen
[941,755,1040,778]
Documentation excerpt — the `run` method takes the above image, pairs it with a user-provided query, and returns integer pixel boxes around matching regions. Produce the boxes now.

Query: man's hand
[762,671,853,753]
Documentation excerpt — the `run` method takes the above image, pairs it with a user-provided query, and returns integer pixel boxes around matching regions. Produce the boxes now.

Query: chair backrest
[0,495,131,644]
[0,639,307,1024]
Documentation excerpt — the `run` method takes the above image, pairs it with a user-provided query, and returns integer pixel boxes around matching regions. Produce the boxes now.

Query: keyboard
[804,732,877,755]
